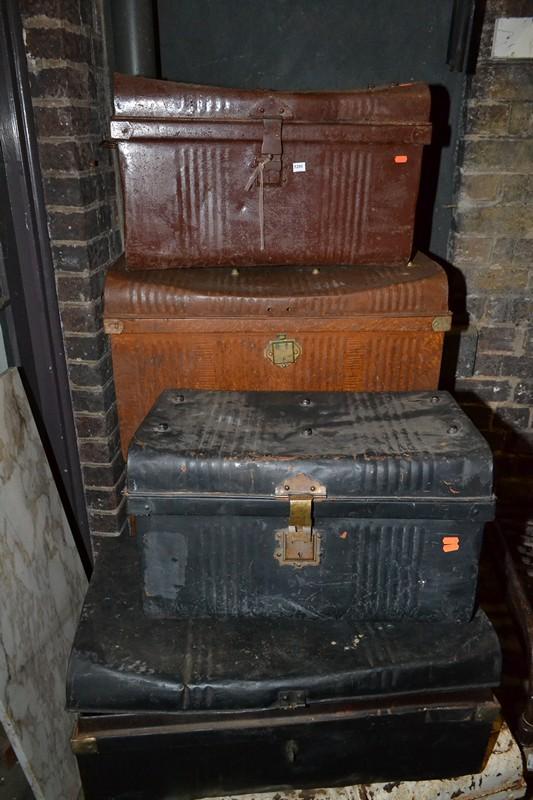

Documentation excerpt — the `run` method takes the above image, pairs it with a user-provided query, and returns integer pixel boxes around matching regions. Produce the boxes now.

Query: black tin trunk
[127,389,494,622]
[67,536,501,799]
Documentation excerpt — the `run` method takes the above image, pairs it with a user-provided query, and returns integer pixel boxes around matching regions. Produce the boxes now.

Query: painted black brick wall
[20,0,126,538]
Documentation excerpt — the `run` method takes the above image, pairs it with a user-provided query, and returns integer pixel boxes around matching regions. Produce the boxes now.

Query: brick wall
[20,0,126,538]
[450,0,533,519]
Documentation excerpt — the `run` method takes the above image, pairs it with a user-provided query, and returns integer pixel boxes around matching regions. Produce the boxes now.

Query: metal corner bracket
[71,734,98,755]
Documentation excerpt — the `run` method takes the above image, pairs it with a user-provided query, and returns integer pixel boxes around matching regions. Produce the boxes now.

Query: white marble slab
[0,368,87,800]
[208,723,526,800]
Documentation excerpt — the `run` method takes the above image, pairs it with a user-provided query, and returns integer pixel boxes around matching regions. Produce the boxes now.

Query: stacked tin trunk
[104,75,452,454]
[67,75,501,800]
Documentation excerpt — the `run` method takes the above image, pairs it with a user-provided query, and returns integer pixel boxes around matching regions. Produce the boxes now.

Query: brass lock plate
[274,474,325,567]
[275,527,321,567]
[265,333,302,368]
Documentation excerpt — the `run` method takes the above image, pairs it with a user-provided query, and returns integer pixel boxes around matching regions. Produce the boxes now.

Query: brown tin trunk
[104,252,450,454]
[111,74,431,269]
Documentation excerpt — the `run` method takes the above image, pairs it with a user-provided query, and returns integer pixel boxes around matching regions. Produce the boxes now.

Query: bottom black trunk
[74,692,499,800]
[68,536,501,799]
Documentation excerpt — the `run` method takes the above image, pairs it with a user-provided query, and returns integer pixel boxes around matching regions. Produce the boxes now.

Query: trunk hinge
[274,473,326,567]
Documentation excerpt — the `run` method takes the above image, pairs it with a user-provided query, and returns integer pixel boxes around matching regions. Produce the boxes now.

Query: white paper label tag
[292,162,306,173]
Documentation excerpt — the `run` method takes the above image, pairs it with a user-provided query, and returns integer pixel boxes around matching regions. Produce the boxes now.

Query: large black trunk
[67,536,501,799]
[67,537,502,715]
[127,389,494,622]
[74,695,499,800]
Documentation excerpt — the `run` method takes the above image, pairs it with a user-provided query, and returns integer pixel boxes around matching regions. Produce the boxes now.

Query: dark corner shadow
[152,0,162,79]
[413,84,451,256]
[473,395,533,741]
[413,0,489,384]
[456,393,533,740]
[411,82,464,396]
[466,0,487,76]
[415,249,469,392]
[452,391,533,533]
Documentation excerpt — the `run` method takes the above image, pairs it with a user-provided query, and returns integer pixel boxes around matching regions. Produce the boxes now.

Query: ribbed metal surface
[349,523,424,618]
[319,150,372,262]
[129,390,493,501]
[162,521,425,620]
[110,266,434,317]
[140,514,482,623]
[68,535,502,714]
[126,335,218,384]
[364,333,427,390]
[105,254,448,318]
[113,73,431,124]
[120,141,422,268]
[114,76,430,268]
[179,593,461,704]
[175,144,230,258]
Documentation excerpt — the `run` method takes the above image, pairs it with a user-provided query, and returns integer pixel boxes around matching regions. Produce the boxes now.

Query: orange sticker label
[394,155,408,164]
[442,536,460,553]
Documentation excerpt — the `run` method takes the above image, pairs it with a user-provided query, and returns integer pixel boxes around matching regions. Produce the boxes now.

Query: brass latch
[265,333,302,368]
[274,473,326,567]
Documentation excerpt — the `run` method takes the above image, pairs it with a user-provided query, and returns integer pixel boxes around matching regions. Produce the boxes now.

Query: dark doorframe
[0,0,92,571]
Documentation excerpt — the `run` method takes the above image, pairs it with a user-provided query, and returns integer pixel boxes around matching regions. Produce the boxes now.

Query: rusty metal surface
[113,73,431,123]
[104,252,448,318]
[202,724,525,800]
[111,74,431,268]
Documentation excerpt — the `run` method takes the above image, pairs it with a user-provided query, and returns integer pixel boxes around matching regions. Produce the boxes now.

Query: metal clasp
[274,474,326,567]
[249,97,293,187]
[260,119,282,185]
[265,333,302,368]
